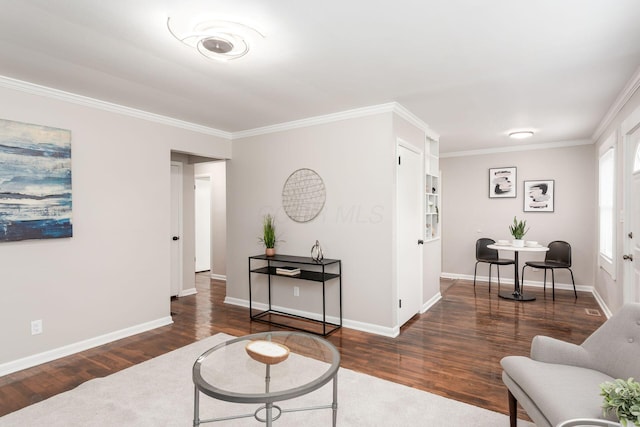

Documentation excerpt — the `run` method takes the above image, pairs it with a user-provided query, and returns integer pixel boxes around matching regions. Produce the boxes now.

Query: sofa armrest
[531,336,592,368]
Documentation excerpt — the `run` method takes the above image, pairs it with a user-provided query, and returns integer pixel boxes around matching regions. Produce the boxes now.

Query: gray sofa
[501,303,640,427]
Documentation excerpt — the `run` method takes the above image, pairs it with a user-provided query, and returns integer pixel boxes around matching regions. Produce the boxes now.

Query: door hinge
[399,299,402,308]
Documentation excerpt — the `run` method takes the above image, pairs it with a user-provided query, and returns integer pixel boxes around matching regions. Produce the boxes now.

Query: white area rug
[0,333,535,426]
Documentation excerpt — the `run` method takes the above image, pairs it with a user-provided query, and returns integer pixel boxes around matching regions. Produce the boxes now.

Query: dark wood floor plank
[0,274,604,420]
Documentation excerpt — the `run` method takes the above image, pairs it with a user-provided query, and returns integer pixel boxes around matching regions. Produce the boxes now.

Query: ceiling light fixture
[167,18,264,62]
[508,131,534,140]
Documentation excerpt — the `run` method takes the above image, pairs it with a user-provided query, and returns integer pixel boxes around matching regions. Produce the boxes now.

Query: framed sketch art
[489,167,516,198]
[524,180,554,212]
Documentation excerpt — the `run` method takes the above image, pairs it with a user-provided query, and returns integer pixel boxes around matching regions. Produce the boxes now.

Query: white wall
[0,82,230,371]
[226,112,406,333]
[440,144,596,289]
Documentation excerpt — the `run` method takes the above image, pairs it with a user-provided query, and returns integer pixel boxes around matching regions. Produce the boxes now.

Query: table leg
[498,251,536,301]
[265,364,271,393]
[513,251,521,295]
[266,402,273,427]
[332,374,338,427]
[193,386,200,427]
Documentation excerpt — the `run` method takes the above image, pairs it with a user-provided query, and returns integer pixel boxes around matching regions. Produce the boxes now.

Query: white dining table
[487,243,549,301]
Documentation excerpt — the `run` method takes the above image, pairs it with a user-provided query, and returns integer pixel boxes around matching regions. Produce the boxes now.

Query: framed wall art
[0,118,72,242]
[524,180,554,212]
[282,168,326,222]
[489,167,516,198]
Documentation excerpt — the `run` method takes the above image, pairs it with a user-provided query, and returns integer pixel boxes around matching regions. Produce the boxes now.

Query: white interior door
[170,162,183,297]
[195,176,211,272]
[624,130,640,302]
[397,142,423,327]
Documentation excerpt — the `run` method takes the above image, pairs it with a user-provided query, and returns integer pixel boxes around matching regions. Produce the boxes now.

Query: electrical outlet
[31,319,43,335]
[294,286,300,297]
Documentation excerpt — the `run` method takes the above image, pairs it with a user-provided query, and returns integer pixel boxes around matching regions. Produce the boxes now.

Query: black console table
[248,254,342,336]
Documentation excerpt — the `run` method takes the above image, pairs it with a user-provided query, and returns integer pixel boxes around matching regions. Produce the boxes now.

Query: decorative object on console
[282,168,326,222]
[524,180,555,212]
[311,240,324,262]
[509,216,529,247]
[0,118,73,242]
[259,214,278,256]
[276,266,301,276]
[600,377,640,427]
[489,167,517,198]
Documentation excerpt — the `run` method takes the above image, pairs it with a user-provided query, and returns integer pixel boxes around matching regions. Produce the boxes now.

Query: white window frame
[598,136,616,278]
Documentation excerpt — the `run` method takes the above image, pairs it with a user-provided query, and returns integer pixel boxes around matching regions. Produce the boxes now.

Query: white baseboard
[211,273,226,281]
[441,272,593,293]
[179,287,197,297]
[590,289,613,318]
[223,297,399,337]
[421,292,442,313]
[0,316,173,377]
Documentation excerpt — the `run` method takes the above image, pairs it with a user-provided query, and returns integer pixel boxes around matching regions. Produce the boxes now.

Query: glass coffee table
[192,331,340,426]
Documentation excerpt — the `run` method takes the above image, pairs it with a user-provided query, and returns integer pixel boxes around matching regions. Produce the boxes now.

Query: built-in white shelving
[425,137,440,241]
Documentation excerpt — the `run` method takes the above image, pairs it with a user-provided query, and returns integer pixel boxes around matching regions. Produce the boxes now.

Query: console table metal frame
[248,254,342,336]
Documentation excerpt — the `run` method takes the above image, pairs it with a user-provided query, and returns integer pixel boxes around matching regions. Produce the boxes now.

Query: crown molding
[231,102,432,139]
[0,75,435,142]
[0,75,232,139]
[391,103,435,137]
[592,65,640,143]
[440,139,593,158]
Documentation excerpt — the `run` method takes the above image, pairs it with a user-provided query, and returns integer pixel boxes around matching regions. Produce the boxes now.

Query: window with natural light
[599,147,615,276]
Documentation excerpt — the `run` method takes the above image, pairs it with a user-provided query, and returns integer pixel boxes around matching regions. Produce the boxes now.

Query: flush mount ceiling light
[167,18,264,62]
[508,131,535,140]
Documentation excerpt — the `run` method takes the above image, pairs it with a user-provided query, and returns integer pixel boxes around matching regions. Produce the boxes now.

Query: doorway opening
[170,152,227,301]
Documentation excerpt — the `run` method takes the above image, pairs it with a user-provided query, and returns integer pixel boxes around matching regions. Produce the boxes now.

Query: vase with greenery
[600,378,640,426]
[259,214,277,256]
[509,216,529,247]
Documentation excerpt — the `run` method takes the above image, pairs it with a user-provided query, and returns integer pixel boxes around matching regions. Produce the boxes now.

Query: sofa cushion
[501,356,615,426]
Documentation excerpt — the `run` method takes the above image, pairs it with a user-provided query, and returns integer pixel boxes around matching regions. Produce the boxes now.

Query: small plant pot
[512,239,524,248]
[265,248,276,256]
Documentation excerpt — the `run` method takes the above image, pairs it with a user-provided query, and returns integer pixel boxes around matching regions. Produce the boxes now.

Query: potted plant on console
[509,216,529,248]
[260,214,278,256]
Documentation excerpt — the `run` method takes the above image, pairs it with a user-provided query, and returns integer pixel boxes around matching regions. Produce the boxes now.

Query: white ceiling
[0,0,639,154]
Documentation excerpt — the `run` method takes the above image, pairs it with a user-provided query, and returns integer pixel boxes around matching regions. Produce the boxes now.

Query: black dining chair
[474,238,515,292]
[521,240,577,300]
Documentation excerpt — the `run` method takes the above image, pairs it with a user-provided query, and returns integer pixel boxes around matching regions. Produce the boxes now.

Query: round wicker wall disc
[282,168,326,222]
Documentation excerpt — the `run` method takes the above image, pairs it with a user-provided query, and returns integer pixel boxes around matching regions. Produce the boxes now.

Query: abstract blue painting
[0,118,72,242]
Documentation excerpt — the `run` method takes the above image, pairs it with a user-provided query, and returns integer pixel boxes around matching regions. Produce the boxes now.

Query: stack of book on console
[276,266,301,276]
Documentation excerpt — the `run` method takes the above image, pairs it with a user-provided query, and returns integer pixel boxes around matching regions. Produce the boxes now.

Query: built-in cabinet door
[397,142,423,327]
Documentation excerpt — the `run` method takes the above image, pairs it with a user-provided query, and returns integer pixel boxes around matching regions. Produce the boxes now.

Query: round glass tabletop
[193,331,340,404]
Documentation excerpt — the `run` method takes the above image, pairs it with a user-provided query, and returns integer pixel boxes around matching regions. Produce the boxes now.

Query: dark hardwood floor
[0,273,605,420]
